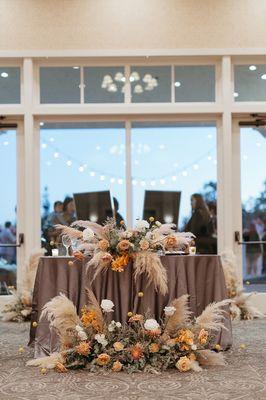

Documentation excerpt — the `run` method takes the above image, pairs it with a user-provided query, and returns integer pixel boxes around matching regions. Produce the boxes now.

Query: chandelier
[101,71,158,94]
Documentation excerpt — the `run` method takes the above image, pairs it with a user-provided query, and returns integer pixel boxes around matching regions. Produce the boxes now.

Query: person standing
[0,221,16,264]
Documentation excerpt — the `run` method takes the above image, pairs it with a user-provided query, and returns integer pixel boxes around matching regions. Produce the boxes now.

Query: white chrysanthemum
[101,299,114,313]
[164,306,176,316]
[82,228,94,242]
[135,220,149,231]
[95,333,108,347]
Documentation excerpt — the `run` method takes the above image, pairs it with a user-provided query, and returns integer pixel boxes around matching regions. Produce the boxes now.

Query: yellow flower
[32,321,38,328]
[198,329,209,345]
[175,329,194,346]
[18,346,25,354]
[40,368,47,374]
[214,344,221,351]
[240,344,246,349]
[55,362,68,373]
[68,261,74,267]
[127,311,133,317]
[113,342,124,351]
[97,353,111,366]
[120,220,125,226]
[75,341,91,356]
[111,254,130,272]
[81,309,100,330]
[149,217,155,222]
[166,339,176,347]
[138,291,144,297]
[112,360,122,372]
[180,344,190,351]
[176,356,191,372]
[149,343,160,353]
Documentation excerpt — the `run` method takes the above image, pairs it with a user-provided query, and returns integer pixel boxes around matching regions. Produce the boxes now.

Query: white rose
[75,325,83,332]
[21,309,32,317]
[144,318,160,331]
[108,324,115,332]
[155,221,162,227]
[83,228,94,242]
[95,333,108,347]
[191,344,197,350]
[164,306,176,317]
[116,322,122,328]
[135,220,149,231]
[101,299,114,313]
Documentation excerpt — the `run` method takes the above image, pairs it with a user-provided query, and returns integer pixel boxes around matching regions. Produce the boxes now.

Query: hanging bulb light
[134,84,143,94]
[66,160,72,166]
[114,72,125,82]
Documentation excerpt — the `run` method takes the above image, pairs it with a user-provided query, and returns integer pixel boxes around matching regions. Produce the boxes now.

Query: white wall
[0,0,266,51]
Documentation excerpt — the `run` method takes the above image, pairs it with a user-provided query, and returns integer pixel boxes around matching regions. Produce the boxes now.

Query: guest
[243,222,261,277]
[113,197,125,227]
[0,221,16,264]
[262,221,266,275]
[185,193,216,254]
[61,197,76,226]
[45,201,64,227]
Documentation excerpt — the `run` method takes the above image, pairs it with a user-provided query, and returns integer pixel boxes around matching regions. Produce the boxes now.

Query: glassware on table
[62,235,72,256]
[71,238,79,252]
[189,246,196,255]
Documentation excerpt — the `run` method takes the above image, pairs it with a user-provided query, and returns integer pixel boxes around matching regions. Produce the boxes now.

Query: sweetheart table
[29,255,232,357]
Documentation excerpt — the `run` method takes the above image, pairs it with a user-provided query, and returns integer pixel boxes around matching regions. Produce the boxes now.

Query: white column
[125,120,133,228]
[217,56,234,254]
[20,58,41,292]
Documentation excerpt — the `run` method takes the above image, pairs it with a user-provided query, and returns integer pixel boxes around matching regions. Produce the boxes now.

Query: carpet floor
[0,319,266,400]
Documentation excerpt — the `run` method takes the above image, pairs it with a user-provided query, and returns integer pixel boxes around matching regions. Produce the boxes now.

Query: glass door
[240,126,266,291]
[0,126,18,292]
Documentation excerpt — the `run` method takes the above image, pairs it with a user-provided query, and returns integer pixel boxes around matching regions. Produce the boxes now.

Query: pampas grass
[40,293,80,348]
[196,349,225,366]
[134,251,168,295]
[87,251,111,280]
[55,224,83,239]
[164,294,192,335]
[195,299,231,331]
[27,352,64,369]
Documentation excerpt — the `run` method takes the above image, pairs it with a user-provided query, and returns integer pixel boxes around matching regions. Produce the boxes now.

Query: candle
[52,249,59,257]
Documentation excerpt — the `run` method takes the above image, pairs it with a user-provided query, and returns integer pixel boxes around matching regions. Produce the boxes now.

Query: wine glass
[62,235,71,256]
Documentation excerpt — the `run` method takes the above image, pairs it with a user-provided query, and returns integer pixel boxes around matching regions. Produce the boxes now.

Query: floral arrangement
[56,218,195,295]
[1,290,32,322]
[27,291,228,374]
[221,252,264,320]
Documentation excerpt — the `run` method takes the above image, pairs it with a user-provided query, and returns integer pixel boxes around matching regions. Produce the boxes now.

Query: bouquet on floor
[56,218,195,295]
[27,291,228,374]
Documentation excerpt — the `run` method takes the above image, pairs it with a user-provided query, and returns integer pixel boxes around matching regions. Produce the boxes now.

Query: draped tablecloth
[29,255,232,357]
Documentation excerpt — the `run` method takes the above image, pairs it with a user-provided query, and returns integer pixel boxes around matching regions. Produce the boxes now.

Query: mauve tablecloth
[29,255,232,357]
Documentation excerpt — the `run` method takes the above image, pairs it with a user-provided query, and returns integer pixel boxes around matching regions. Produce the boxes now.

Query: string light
[132,179,137,185]
[53,152,59,158]
[118,178,123,185]
[193,164,199,170]
[90,171,95,177]
[100,175,105,181]
[41,143,47,149]
[78,166,84,172]
[110,177,116,183]
[150,180,156,186]
[3,141,9,146]
[182,171,188,177]
[159,179,165,185]
[66,160,72,166]
[171,175,177,181]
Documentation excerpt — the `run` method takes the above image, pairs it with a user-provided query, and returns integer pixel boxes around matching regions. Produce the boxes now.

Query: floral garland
[27,291,228,374]
[56,218,195,295]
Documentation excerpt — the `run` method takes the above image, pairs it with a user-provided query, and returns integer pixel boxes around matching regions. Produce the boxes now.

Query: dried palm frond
[54,224,83,239]
[77,242,95,254]
[134,251,168,295]
[234,293,265,320]
[195,299,231,331]
[27,352,64,369]
[1,311,18,322]
[87,251,111,280]
[196,349,225,366]
[220,251,240,297]
[164,294,192,335]
[71,220,105,239]
[40,293,80,348]
[85,288,105,331]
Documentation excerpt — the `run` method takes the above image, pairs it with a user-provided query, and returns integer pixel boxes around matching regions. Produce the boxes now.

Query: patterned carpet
[0,320,266,400]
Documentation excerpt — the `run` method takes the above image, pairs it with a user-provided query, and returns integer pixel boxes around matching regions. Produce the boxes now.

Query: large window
[241,127,266,285]
[40,123,126,250]
[0,130,17,289]
[234,64,266,101]
[0,67,20,104]
[131,122,218,253]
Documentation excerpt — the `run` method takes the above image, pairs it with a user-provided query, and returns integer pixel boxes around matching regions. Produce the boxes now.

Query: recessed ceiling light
[249,65,257,71]
[261,74,266,80]
[40,122,44,126]
[1,72,8,78]
[234,92,239,98]
[174,81,181,87]
[73,66,79,69]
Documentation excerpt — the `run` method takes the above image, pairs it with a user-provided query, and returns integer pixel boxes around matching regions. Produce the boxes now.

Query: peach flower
[176,356,191,372]
[55,362,68,373]
[96,353,111,366]
[113,342,124,352]
[112,360,122,372]
[163,235,178,250]
[128,314,144,323]
[149,343,160,353]
[100,252,113,266]
[98,239,109,251]
[130,343,144,360]
[198,329,209,345]
[117,239,132,252]
[139,239,150,251]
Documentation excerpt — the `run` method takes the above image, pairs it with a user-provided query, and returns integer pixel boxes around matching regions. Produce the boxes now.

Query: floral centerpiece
[27,291,228,374]
[56,218,195,296]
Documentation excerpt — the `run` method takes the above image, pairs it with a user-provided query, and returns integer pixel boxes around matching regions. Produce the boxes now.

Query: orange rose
[198,329,209,345]
[163,235,178,250]
[55,362,68,373]
[112,360,122,372]
[117,240,132,252]
[130,343,143,360]
[139,239,150,251]
[149,343,160,353]
[113,342,124,352]
[189,353,196,361]
[128,314,144,323]
[75,341,91,356]
[96,353,111,366]
[98,239,109,252]
[176,356,191,372]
